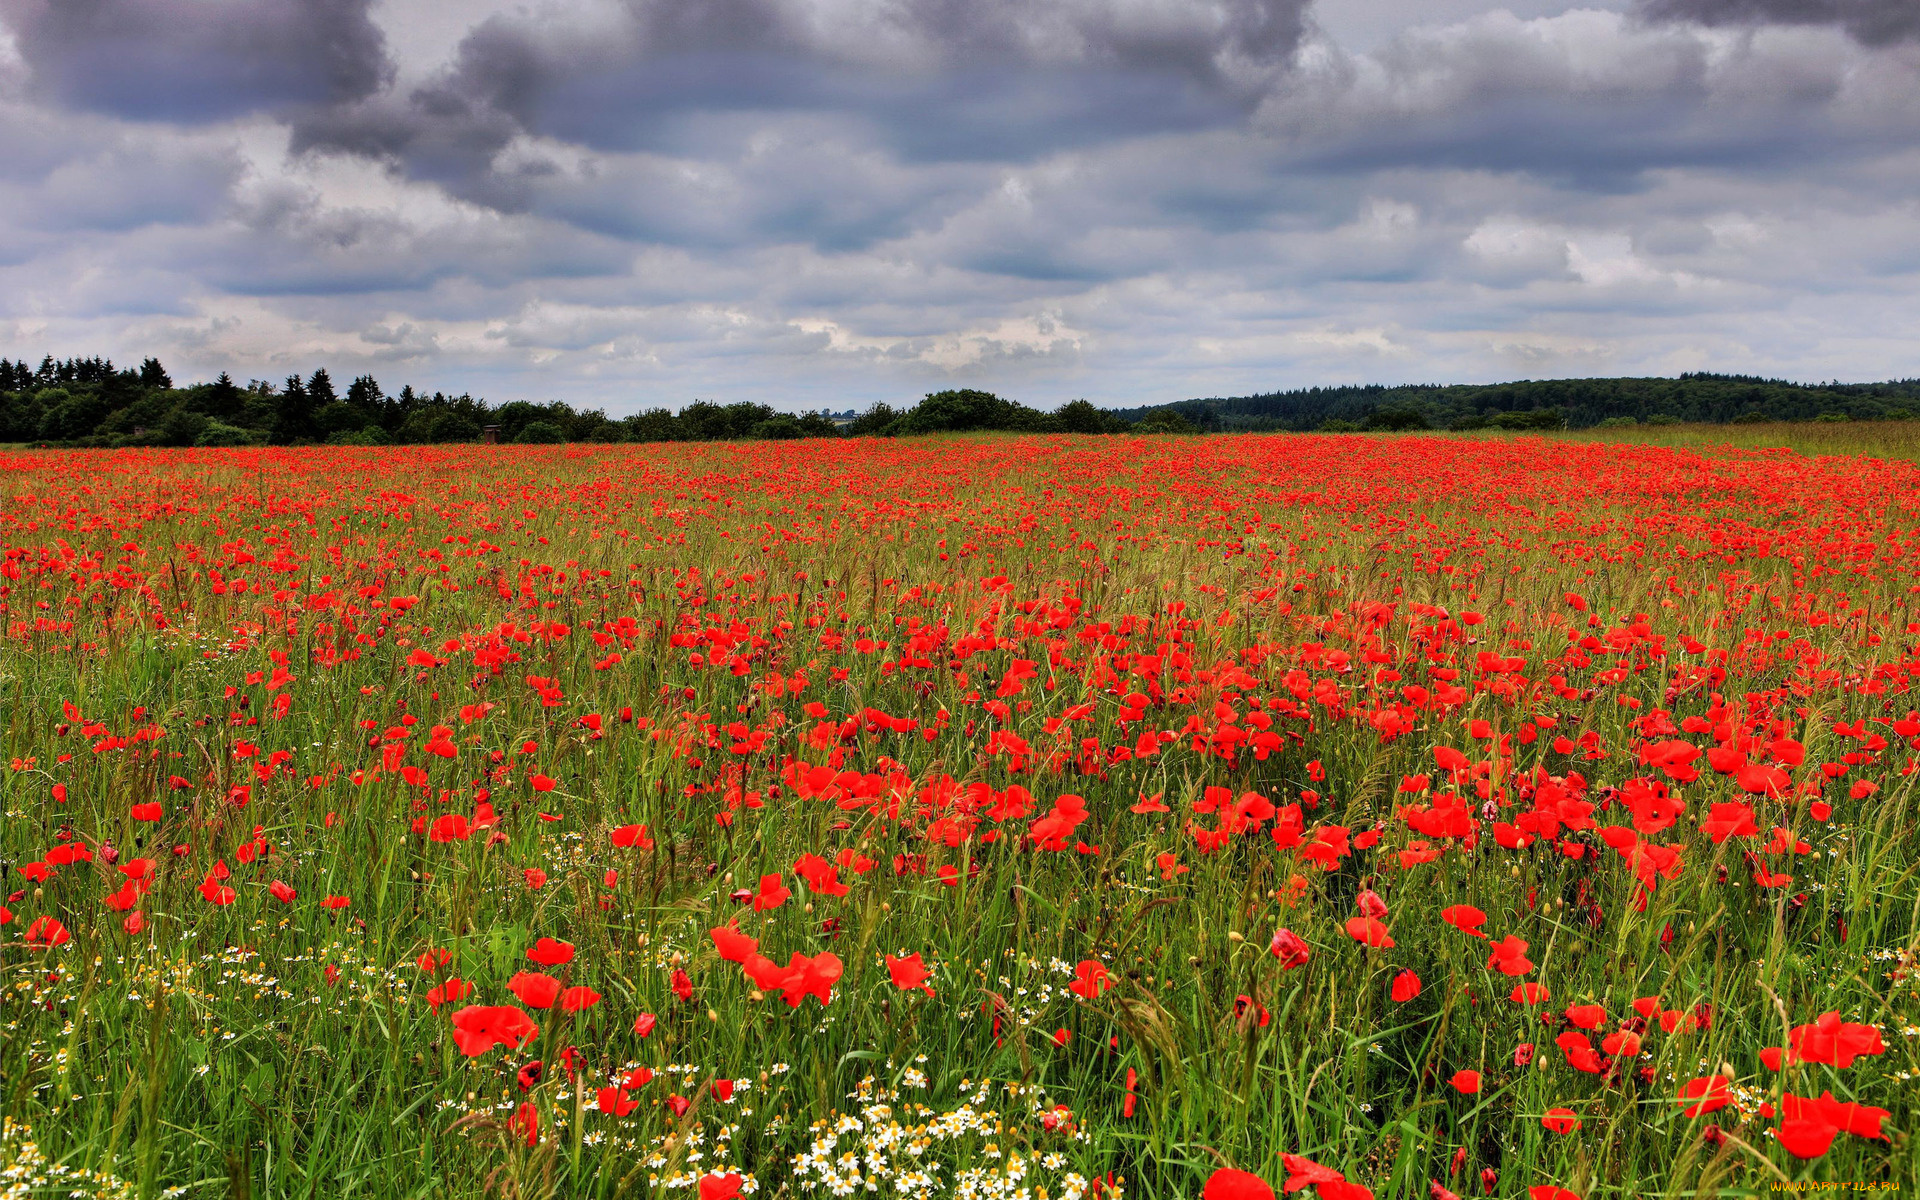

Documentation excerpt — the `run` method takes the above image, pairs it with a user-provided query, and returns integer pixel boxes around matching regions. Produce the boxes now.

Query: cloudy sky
[0,0,1916,412]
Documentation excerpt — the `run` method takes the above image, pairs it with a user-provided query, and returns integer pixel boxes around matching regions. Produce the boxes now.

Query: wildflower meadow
[0,431,1915,1200]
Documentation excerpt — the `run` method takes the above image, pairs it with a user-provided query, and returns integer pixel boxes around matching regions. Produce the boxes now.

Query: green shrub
[195,421,256,447]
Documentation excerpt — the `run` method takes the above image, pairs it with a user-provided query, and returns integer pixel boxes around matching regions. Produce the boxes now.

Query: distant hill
[1110,374,1920,432]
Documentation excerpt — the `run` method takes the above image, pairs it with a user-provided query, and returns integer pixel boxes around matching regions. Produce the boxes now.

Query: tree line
[0,357,1130,447]
[1111,374,1920,433]
[5,354,1918,447]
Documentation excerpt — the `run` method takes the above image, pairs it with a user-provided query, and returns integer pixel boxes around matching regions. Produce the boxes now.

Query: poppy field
[1,432,1917,1200]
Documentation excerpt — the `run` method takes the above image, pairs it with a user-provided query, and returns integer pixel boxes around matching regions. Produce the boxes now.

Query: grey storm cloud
[294,0,1312,196]
[1255,11,1919,186]
[2,0,1920,410]
[1636,0,1920,44]
[0,0,393,122]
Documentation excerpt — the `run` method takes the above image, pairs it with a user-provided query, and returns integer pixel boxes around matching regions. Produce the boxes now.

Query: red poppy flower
[1733,762,1789,795]
[794,853,849,897]
[698,1174,743,1200]
[611,824,654,849]
[1068,959,1113,1000]
[886,952,936,996]
[1131,792,1170,814]
[269,880,296,904]
[508,972,562,1008]
[1601,1030,1641,1058]
[560,986,601,1012]
[1441,905,1487,938]
[1390,970,1421,1003]
[1563,1004,1606,1030]
[1777,1089,1890,1158]
[751,873,791,911]
[1450,1070,1481,1094]
[1201,1169,1274,1200]
[1787,1012,1885,1068]
[598,1086,637,1117]
[1540,1108,1581,1135]
[711,923,759,963]
[104,879,142,912]
[1279,1155,1351,1194]
[510,1100,538,1146]
[23,916,69,946]
[1700,802,1759,843]
[1233,995,1271,1027]
[1556,1031,1603,1074]
[449,1005,539,1056]
[1778,1113,1837,1159]
[772,950,841,1007]
[527,937,575,966]
[1677,1076,1730,1118]
[1486,936,1533,976]
[1269,928,1310,969]
[426,977,472,1013]
[1344,916,1394,948]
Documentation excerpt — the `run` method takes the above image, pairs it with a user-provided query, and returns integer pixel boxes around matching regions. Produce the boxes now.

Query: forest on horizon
[3,352,1918,448]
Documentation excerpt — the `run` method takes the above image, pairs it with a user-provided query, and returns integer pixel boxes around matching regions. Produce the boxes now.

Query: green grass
[1472,418,1920,462]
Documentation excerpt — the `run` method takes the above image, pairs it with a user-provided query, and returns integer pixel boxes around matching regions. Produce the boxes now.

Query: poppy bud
[1356,889,1389,920]
[1269,928,1309,969]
